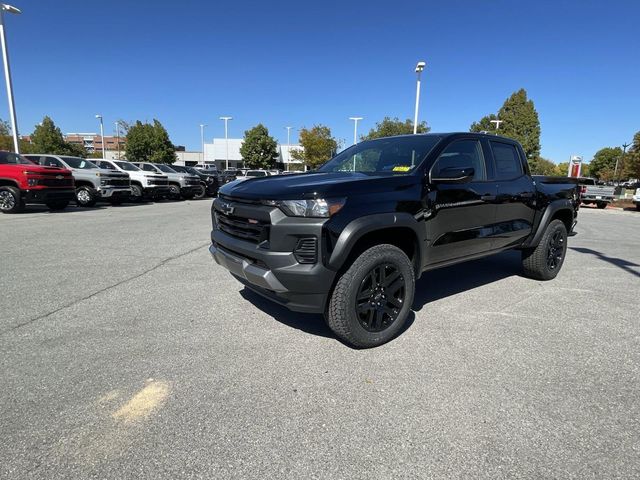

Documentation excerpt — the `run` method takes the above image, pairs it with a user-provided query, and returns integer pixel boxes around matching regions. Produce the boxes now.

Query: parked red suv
[0,151,75,213]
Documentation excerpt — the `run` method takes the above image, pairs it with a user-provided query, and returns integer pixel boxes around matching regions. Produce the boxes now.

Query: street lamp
[219,116,232,170]
[200,124,207,166]
[114,121,121,159]
[95,114,105,158]
[0,3,21,153]
[413,61,426,135]
[285,126,293,172]
[490,119,503,130]
[349,117,363,145]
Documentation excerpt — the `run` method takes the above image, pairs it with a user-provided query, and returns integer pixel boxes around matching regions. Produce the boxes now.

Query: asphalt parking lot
[1,201,639,479]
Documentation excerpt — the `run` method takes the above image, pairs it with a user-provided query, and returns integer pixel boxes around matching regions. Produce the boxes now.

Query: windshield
[318,135,442,174]
[156,164,177,173]
[185,167,200,175]
[61,157,97,169]
[0,151,35,165]
[171,165,187,173]
[114,161,140,172]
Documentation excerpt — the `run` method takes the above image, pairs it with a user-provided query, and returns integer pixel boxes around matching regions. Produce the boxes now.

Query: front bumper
[143,185,171,196]
[99,187,132,199]
[210,198,336,313]
[23,188,76,204]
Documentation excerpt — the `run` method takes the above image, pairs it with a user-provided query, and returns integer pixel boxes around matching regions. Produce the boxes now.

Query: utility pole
[219,116,232,170]
[285,126,293,172]
[614,142,631,183]
[115,121,120,159]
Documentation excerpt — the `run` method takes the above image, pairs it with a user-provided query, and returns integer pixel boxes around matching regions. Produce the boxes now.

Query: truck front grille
[149,178,168,186]
[216,212,269,244]
[40,177,73,188]
[105,178,130,187]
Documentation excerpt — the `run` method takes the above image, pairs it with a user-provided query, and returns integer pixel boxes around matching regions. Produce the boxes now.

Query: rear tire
[326,244,415,348]
[522,219,568,280]
[596,202,607,209]
[46,200,69,211]
[0,186,24,213]
[75,186,96,207]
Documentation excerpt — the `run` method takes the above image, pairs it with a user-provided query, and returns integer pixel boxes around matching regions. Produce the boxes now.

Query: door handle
[481,194,496,201]
[520,192,534,198]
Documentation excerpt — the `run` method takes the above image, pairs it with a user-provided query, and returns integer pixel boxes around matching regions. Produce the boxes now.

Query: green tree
[239,123,278,169]
[29,116,87,156]
[125,119,176,164]
[362,116,429,140]
[470,89,541,161]
[622,131,640,179]
[555,162,569,177]
[529,157,557,175]
[291,125,338,169]
[589,147,622,179]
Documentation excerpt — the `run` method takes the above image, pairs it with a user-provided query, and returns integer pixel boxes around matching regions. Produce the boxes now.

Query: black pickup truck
[210,133,579,348]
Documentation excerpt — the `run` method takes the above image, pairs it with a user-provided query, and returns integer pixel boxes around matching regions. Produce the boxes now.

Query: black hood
[219,172,419,200]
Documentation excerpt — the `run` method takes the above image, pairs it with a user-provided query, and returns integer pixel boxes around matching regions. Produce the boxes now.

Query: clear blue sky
[5,0,639,162]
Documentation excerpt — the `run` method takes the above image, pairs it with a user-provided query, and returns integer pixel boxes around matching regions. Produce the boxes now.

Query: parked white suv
[132,162,202,200]
[633,188,640,211]
[92,159,170,202]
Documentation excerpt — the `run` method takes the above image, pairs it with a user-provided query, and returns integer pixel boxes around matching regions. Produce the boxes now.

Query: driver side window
[431,140,486,181]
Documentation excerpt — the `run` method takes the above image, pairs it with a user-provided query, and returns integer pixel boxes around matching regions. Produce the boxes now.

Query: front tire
[129,184,143,202]
[193,185,206,199]
[168,184,181,200]
[522,219,568,280]
[0,186,24,213]
[596,202,607,209]
[75,186,96,207]
[327,244,415,348]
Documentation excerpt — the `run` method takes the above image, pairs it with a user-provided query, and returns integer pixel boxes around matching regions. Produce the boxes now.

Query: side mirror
[431,166,475,184]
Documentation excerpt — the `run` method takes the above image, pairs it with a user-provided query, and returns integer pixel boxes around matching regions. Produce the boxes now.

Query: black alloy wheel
[355,263,405,333]
[546,230,565,271]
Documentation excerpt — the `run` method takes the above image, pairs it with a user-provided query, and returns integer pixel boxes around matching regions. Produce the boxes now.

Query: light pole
[114,121,120,159]
[220,116,232,170]
[285,126,293,172]
[349,117,363,145]
[95,114,105,158]
[200,124,207,166]
[413,61,426,134]
[490,119,503,130]
[0,3,21,153]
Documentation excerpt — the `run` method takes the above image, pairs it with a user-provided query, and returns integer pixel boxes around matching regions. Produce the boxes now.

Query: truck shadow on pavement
[239,288,416,347]
[569,247,640,278]
[240,252,525,344]
[412,250,523,312]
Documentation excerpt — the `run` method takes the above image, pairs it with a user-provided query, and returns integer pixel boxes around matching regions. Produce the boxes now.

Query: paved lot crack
[1,242,209,336]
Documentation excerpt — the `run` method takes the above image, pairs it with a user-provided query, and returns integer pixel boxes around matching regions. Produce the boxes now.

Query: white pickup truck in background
[578,177,616,209]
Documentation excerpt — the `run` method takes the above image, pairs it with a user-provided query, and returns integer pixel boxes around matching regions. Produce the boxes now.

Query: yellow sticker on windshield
[393,166,411,172]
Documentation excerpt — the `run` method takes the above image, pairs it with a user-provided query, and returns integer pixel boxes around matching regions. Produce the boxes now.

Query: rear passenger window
[491,142,523,180]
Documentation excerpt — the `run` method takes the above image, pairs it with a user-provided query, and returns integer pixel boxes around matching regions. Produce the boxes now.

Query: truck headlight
[100,179,108,186]
[275,198,346,218]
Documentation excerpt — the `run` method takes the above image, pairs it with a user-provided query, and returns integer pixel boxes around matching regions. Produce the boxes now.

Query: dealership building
[180,138,304,170]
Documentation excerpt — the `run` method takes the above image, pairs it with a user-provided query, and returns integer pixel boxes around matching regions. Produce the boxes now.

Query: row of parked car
[0,151,240,213]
